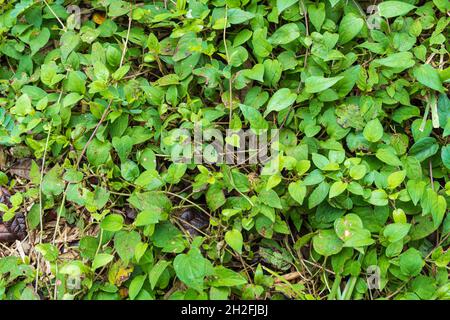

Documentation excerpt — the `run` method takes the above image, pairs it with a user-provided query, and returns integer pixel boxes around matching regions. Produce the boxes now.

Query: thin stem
[223,5,233,124]
[162,191,211,217]
[35,119,53,292]
[42,0,66,31]
[328,274,342,300]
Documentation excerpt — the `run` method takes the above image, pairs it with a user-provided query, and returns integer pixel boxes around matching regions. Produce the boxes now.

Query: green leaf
[227,8,254,24]
[88,186,110,210]
[63,92,82,108]
[229,46,248,67]
[128,192,172,213]
[369,189,388,206]
[378,1,416,18]
[35,243,58,262]
[349,165,366,180]
[208,266,247,287]
[20,287,40,300]
[112,135,133,163]
[308,3,326,31]
[334,214,374,247]
[312,153,329,170]
[312,229,343,256]
[27,204,40,230]
[363,119,383,142]
[329,0,341,7]
[288,181,307,205]
[259,189,282,209]
[92,253,114,271]
[342,228,374,247]
[387,170,406,189]
[121,160,140,181]
[100,214,124,232]
[149,260,171,290]
[112,64,130,80]
[413,64,445,92]
[409,137,439,162]
[134,242,148,262]
[66,71,86,94]
[128,274,146,300]
[41,62,60,87]
[173,247,213,292]
[383,223,411,242]
[431,195,446,228]
[89,188,110,212]
[87,138,111,167]
[268,23,300,45]
[134,170,163,190]
[114,231,141,264]
[138,148,157,171]
[134,207,162,226]
[60,31,80,61]
[404,156,422,180]
[263,59,282,87]
[225,229,243,254]
[42,166,64,196]
[93,61,110,82]
[407,179,426,205]
[29,28,50,56]
[276,0,298,13]
[442,145,450,169]
[338,13,364,44]
[329,181,347,198]
[11,94,33,116]
[305,76,344,93]
[295,160,311,175]
[252,28,272,58]
[242,64,264,82]
[308,181,330,209]
[206,184,226,211]
[239,104,268,131]
[392,209,407,224]
[376,147,403,166]
[264,88,297,117]
[373,52,415,69]
[399,248,424,277]
[63,168,83,183]
[151,222,185,253]
[411,276,436,300]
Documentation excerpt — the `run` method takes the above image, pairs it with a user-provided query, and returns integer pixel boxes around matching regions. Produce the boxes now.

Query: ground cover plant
[0,0,449,300]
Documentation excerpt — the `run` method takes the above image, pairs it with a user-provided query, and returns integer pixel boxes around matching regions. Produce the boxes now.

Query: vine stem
[34,118,53,293]
[340,253,364,300]
[223,4,233,124]
[328,274,342,300]
[161,191,211,218]
[75,99,113,168]
[42,0,66,31]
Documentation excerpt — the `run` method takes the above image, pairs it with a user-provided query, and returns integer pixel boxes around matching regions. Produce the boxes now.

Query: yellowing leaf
[93,12,106,24]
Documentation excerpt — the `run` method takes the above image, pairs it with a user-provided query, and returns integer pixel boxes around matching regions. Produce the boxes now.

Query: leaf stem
[42,0,66,31]
[223,4,233,124]
[35,119,53,293]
